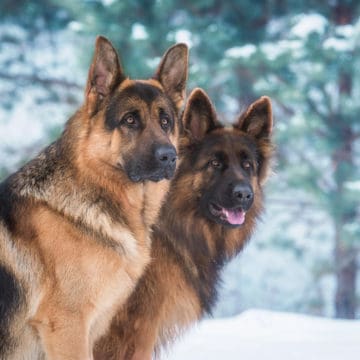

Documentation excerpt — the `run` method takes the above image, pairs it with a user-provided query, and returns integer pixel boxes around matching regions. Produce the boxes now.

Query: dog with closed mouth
[94,88,274,360]
[0,36,188,359]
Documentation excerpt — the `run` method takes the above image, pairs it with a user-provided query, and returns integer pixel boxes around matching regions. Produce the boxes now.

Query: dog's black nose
[155,145,177,166]
[231,183,254,209]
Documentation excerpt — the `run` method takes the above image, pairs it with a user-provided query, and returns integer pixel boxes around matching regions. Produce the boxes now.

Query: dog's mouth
[128,167,175,183]
[209,202,246,226]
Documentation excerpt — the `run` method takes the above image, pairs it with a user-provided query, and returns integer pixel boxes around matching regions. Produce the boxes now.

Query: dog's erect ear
[153,43,188,110]
[85,36,125,115]
[235,96,273,139]
[182,88,222,141]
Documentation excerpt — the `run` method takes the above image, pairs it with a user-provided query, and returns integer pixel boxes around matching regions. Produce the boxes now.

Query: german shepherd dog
[0,36,188,359]
[94,88,274,360]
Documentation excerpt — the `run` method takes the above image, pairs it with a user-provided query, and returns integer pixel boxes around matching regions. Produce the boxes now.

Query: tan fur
[0,36,188,359]
[29,203,146,358]
[94,90,274,360]
[94,237,202,360]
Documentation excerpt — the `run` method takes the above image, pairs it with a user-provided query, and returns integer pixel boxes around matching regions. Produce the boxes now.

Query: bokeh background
[0,0,359,320]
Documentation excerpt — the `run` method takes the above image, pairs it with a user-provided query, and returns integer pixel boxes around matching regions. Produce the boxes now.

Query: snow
[260,40,303,61]
[323,37,354,51]
[335,25,355,38]
[174,29,192,47]
[68,21,84,32]
[345,181,360,191]
[290,14,328,38]
[0,24,84,173]
[132,23,148,40]
[101,0,116,6]
[166,309,360,360]
[225,44,257,59]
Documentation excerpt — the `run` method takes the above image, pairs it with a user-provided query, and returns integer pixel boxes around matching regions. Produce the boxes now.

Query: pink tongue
[223,209,245,225]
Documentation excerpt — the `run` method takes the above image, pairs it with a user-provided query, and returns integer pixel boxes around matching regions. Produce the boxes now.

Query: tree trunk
[331,1,357,319]
[332,103,357,319]
[334,224,357,319]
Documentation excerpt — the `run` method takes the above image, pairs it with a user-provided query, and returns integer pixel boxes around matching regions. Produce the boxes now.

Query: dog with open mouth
[94,88,274,360]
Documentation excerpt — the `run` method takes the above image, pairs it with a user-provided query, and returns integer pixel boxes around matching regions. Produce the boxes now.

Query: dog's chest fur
[10,143,154,347]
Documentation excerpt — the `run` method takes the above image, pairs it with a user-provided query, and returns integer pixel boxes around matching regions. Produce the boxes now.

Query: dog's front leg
[31,309,93,360]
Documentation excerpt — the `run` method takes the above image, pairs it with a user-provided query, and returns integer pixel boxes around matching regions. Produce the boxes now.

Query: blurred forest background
[0,0,359,319]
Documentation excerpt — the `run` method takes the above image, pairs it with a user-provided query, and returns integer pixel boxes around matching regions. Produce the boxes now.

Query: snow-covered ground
[166,309,360,360]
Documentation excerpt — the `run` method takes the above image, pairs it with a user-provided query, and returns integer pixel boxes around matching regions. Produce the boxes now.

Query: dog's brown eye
[210,159,221,168]
[125,115,135,125]
[122,113,140,128]
[160,116,171,130]
[242,160,252,170]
